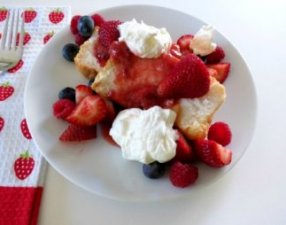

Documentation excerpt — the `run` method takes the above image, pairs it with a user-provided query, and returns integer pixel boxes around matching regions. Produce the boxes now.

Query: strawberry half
[75,84,93,104]
[205,46,225,64]
[59,124,97,142]
[66,95,107,126]
[174,131,194,162]
[194,139,232,167]
[158,54,210,99]
[207,63,230,83]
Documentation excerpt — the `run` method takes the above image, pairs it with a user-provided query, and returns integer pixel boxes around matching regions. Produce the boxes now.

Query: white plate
[24,5,257,202]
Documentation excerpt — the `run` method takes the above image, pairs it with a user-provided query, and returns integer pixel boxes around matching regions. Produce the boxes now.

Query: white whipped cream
[109,106,178,164]
[189,25,217,56]
[118,19,172,58]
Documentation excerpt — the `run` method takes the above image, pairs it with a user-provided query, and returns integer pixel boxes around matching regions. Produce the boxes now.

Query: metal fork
[0,9,24,72]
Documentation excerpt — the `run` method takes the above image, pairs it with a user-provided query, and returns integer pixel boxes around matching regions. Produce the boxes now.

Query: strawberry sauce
[94,41,180,109]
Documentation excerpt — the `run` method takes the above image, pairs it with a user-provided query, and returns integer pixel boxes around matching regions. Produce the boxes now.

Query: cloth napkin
[0,6,70,225]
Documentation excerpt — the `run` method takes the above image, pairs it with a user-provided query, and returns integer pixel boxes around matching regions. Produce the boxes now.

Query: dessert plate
[24,5,257,201]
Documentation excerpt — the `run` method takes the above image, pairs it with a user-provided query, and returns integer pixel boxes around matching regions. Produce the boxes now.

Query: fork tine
[11,9,20,50]
[0,9,11,49]
[7,9,16,49]
[17,9,25,50]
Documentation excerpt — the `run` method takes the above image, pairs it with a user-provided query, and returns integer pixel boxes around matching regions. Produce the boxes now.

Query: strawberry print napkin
[0,6,70,225]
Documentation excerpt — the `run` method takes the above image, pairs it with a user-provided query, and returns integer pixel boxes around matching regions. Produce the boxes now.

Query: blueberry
[58,87,75,102]
[88,78,95,86]
[143,162,166,179]
[77,16,94,38]
[62,43,79,62]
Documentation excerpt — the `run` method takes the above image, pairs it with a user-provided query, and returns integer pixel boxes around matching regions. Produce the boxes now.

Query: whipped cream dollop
[118,19,172,58]
[109,106,178,164]
[189,25,217,56]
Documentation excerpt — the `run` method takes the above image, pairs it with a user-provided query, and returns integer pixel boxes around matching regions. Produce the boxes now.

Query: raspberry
[98,20,121,48]
[70,15,81,35]
[208,122,232,146]
[74,33,88,46]
[53,99,76,119]
[205,46,225,64]
[91,13,105,26]
[169,161,198,188]
[158,54,210,99]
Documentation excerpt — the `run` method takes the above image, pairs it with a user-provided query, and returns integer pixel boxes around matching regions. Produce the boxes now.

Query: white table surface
[3,0,286,224]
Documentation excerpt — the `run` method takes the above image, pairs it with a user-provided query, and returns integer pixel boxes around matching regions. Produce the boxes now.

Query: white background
[3,0,286,224]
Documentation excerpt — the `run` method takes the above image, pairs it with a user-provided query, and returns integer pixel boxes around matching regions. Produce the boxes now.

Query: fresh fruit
[103,100,116,122]
[143,161,166,179]
[59,124,97,142]
[49,9,64,24]
[74,33,88,46]
[66,95,107,126]
[20,119,32,140]
[205,46,225,64]
[177,34,193,53]
[100,122,119,146]
[207,63,230,83]
[98,20,121,48]
[16,32,31,46]
[170,44,182,58]
[194,139,232,167]
[75,84,93,104]
[77,16,94,38]
[0,116,4,132]
[62,43,79,62]
[14,151,35,180]
[43,31,54,44]
[208,122,232,146]
[7,59,24,73]
[70,15,81,34]
[88,78,95,87]
[53,99,76,119]
[23,8,37,23]
[157,54,210,99]
[58,87,75,102]
[0,82,14,101]
[174,131,193,162]
[169,161,198,188]
[91,13,105,26]
[0,7,8,22]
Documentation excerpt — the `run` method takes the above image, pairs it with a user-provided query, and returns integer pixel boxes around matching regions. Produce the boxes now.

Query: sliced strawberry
[194,139,232,167]
[169,44,182,58]
[59,124,97,142]
[157,54,210,99]
[66,95,107,126]
[75,84,93,104]
[207,63,230,83]
[174,131,194,162]
[177,34,193,51]
[207,67,218,78]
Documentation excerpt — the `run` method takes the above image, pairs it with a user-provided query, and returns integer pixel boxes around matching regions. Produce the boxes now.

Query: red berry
[194,139,232,167]
[91,13,105,26]
[98,20,121,48]
[177,34,193,52]
[66,95,107,126]
[207,63,230,83]
[158,54,210,99]
[74,33,88,45]
[208,122,232,146]
[53,99,76,119]
[174,131,194,162]
[205,46,225,64]
[59,124,97,142]
[70,15,81,34]
[169,161,198,188]
[75,84,93,104]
